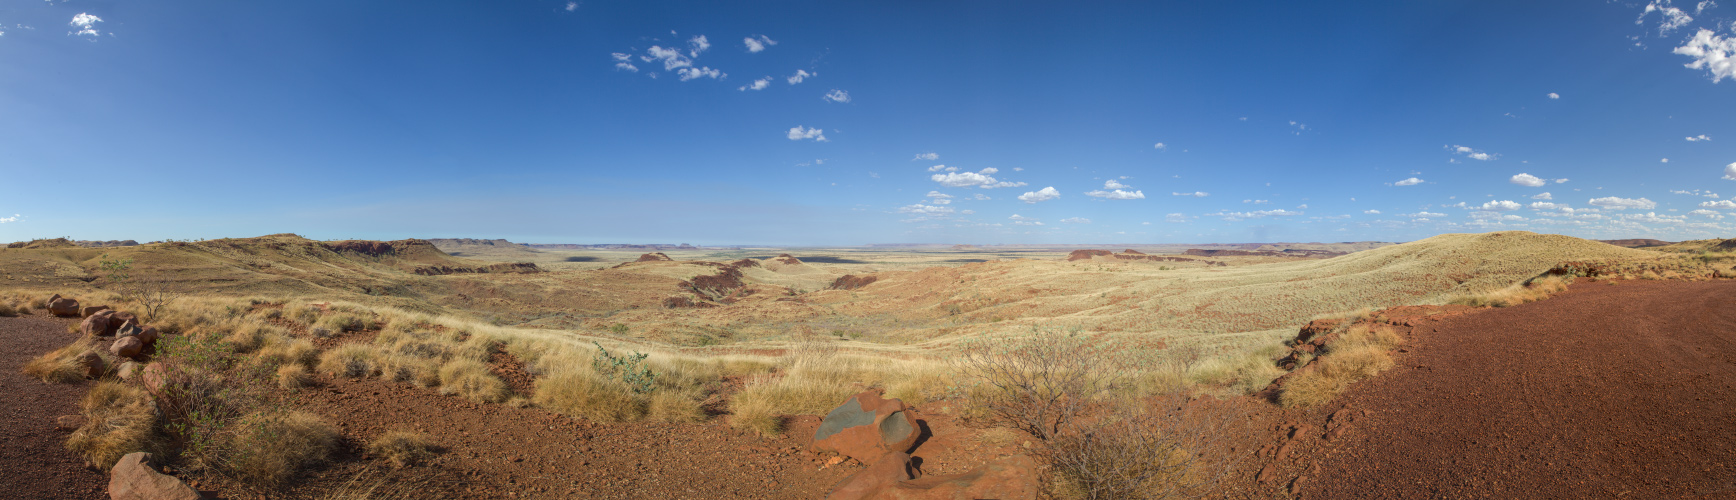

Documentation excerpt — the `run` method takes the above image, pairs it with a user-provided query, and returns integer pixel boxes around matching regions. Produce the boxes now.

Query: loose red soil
[0,314,109,499]
[1267,279,1736,498]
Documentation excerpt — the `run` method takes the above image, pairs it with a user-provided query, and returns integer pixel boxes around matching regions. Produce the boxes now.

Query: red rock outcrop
[109,452,204,500]
[1066,249,1114,261]
[829,275,878,291]
[811,391,921,462]
[825,451,917,500]
[637,252,673,262]
[47,294,80,317]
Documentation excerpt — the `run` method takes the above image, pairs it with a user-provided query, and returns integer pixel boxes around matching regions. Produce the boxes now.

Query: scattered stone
[115,320,143,339]
[825,451,915,500]
[56,415,86,432]
[811,391,921,462]
[111,336,144,359]
[136,325,159,345]
[878,455,1040,500]
[82,311,117,337]
[109,452,204,500]
[81,305,111,318]
[108,312,139,331]
[47,295,80,317]
[75,350,106,379]
[116,361,142,380]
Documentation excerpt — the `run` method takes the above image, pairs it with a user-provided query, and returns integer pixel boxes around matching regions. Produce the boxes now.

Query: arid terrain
[3,231,1735,499]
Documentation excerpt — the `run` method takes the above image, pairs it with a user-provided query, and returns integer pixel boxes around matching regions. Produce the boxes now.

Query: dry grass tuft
[0,302,16,317]
[223,411,341,488]
[437,359,507,403]
[23,337,106,383]
[367,430,440,468]
[535,369,648,423]
[1280,324,1405,408]
[277,364,313,389]
[66,382,163,469]
[318,344,381,378]
[1448,276,1570,308]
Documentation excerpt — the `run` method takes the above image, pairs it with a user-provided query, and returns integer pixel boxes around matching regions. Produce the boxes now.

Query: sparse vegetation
[23,337,105,383]
[368,430,440,468]
[66,382,164,469]
[1448,276,1571,308]
[221,411,341,488]
[1280,323,1405,408]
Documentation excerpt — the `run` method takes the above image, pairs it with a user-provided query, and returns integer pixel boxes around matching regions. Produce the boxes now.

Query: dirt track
[0,315,107,499]
[1303,279,1736,498]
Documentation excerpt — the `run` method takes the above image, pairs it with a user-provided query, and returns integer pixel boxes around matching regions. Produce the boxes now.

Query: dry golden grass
[277,364,312,389]
[367,430,440,468]
[222,411,340,488]
[436,359,507,403]
[1280,324,1405,408]
[66,382,162,469]
[23,337,105,383]
[318,344,381,378]
[1448,276,1570,308]
[535,369,649,423]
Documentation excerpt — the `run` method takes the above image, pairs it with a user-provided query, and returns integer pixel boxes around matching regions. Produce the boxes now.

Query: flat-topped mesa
[773,254,803,265]
[323,238,447,257]
[1065,249,1114,261]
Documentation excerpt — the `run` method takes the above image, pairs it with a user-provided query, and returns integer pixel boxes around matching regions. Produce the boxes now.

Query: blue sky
[2,0,1734,245]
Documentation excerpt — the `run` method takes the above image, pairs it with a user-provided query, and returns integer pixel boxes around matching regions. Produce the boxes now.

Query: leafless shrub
[952,325,1123,441]
[1045,396,1245,499]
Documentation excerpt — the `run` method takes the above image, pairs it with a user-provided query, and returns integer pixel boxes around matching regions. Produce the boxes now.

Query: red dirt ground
[0,315,108,499]
[1262,279,1736,498]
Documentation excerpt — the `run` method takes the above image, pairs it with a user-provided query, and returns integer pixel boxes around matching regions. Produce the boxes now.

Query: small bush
[437,359,507,403]
[728,377,786,437]
[316,313,372,333]
[367,430,440,468]
[222,411,340,488]
[277,364,312,389]
[0,302,16,317]
[66,382,163,469]
[1448,276,1570,308]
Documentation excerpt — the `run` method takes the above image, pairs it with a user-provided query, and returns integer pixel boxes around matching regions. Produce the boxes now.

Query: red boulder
[811,391,921,462]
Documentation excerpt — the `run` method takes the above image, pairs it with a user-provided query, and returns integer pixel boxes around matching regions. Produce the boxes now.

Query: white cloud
[1697,0,1717,14]
[1364,209,1381,214]
[1530,202,1563,210]
[973,194,990,201]
[1085,189,1145,200]
[738,77,772,91]
[676,67,723,81]
[1210,209,1301,220]
[743,35,776,53]
[1510,173,1548,187]
[927,191,952,199]
[787,126,827,142]
[1404,211,1448,218]
[1153,142,1167,150]
[1701,199,1736,208]
[1477,200,1523,211]
[822,89,850,103]
[1393,177,1423,186]
[566,2,578,11]
[926,164,947,172]
[1164,213,1191,223]
[1447,144,1496,161]
[1018,187,1061,204]
[1532,192,1553,200]
[0,214,18,223]
[1061,217,1091,224]
[69,12,101,37]
[1688,134,1712,141]
[1244,199,1270,204]
[1548,92,1560,99]
[1640,1,1695,35]
[643,45,691,70]
[787,69,813,85]
[1662,158,1671,163]
[1589,196,1658,209]
[614,61,639,72]
[897,204,954,215]
[1674,29,1736,82]
[1555,178,1569,183]
[1013,220,1045,226]
[960,209,975,215]
[1725,162,1736,180]
[913,153,939,161]
[1009,214,1035,221]
[1104,180,1131,189]
[687,35,710,57]
[1689,209,1725,219]
[1171,191,1209,197]
[933,168,1026,189]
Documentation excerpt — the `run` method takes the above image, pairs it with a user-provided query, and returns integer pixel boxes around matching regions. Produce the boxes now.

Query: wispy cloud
[1447,144,1496,161]
[1171,191,1209,197]
[912,153,938,161]
[1153,142,1167,150]
[1639,0,1695,35]
[0,213,19,223]
[1589,196,1657,209]
[566,2,578,12]
[1364,209,1381,214]
[743,35,776,53]
[787,126,827,142]
[1687,134,1712,141]
[1392,177,1423,186]
[1060,217,1091,224]
[933,168,1026,189]
[1086,189,1145,200]
[611,53,639,72]
[1018,187,1061,203]
[822,89,850,103]
[738,77,771,91]
[676,67,723,81]
[1165,213,1191,223]
[787,69,813,85]
[1209,209,1301,220]
[1476,200,1522,211]
[1701,199,1736,209]
[1532,192,1553,200]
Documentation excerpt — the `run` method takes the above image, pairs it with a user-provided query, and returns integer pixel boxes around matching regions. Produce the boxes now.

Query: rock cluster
[109,452,203,500]
[814,391,1038,500]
